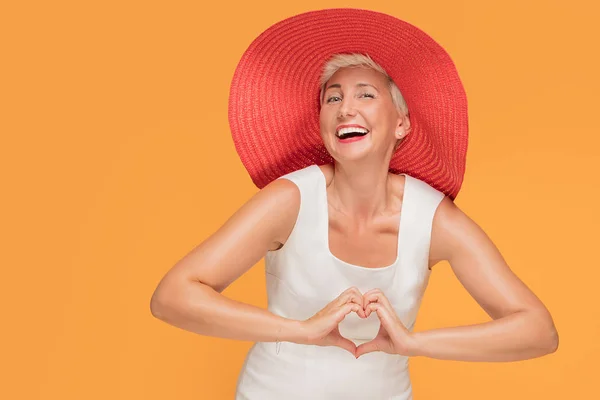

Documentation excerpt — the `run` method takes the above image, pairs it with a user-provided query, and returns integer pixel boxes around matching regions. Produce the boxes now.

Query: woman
[150,9,558,399]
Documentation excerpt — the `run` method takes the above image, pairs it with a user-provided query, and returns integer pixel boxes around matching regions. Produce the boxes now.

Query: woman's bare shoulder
[157,178,302,293]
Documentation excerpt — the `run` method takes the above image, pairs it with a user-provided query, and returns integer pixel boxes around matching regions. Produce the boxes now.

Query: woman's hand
[355,289,420,358]
[298,287,367,356]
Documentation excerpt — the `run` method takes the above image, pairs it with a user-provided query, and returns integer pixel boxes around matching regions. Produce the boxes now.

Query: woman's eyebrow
[325,82,379,91]
[356,83,379,92]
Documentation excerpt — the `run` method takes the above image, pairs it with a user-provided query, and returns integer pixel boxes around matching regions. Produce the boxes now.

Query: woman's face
[319,67,404,162]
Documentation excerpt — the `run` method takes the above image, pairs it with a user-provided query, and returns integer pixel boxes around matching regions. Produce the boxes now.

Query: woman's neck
[327,161,397,223]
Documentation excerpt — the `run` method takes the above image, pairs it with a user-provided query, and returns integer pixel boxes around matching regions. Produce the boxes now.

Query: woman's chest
[327,215,400,269]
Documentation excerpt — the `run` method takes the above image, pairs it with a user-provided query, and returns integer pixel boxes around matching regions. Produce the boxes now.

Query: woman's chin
[330,145,374,162]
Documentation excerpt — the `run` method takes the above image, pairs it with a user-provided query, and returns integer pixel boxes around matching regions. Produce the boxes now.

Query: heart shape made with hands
[333,287,418,359]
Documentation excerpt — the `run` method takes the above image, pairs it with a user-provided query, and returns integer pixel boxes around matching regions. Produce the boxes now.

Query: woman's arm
[412,197,559,362]
[150,179,305,343]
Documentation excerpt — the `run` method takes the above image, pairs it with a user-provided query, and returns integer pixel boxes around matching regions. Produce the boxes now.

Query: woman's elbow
[545,324,559,354]
[150,278,212,324]
[530,311,559,355]
[150,279,183,321]
[150,291,172,321]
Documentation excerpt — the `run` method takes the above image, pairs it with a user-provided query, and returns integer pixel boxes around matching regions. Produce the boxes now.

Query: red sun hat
[228,8,469,200]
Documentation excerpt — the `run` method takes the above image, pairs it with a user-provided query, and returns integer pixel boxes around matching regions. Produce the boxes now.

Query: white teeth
[336,127,369,137]
[338,127,368,134]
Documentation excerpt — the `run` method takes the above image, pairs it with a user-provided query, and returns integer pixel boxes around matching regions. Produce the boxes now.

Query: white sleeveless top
[235,164,445,400]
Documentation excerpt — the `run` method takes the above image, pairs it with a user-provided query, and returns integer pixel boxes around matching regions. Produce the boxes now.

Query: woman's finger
[347,292,367,318]
[335,288,366,317]
[336,287,362,304]
[355,337,384,358]
[335,303,361,322]
[322,288,357,313]
[362,288,380,315]
[366,303,415,356]
[329,327,357,357]
[363,290,394,318]
[367,303,395,331]
[363,289,393,309]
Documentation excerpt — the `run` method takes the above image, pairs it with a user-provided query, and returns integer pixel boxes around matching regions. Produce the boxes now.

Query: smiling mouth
[336,127,370,139]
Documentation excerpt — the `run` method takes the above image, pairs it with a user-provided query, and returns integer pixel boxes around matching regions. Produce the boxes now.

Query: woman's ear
[395,113,411,140]
[393,114,411,152]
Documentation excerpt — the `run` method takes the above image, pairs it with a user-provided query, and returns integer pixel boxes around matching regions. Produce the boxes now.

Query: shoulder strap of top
[401,176,445,266]
[273,165,322,244]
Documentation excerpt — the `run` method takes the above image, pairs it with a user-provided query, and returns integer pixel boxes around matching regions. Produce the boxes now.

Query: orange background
[2,0,599,399]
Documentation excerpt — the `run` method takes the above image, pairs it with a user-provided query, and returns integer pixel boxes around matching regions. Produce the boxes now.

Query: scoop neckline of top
[312,164,409,271]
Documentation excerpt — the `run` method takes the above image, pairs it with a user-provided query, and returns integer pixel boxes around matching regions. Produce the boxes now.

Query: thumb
[355,338,383,358]
[329,328,357,357]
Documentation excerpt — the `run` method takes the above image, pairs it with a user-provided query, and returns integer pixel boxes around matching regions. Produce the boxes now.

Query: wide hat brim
[228,8,469,200]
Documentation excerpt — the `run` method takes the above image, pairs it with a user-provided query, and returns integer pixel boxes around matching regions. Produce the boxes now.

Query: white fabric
[235,164,444,399]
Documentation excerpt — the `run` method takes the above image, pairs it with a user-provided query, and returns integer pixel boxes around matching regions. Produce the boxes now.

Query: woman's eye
[326,96,341,103]
[360,92,375,98]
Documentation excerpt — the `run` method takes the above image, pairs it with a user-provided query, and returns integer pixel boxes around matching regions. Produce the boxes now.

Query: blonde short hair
[319,53,409,118]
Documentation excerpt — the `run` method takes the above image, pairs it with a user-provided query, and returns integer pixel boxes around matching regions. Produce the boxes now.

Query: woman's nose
[338,100,357,118]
